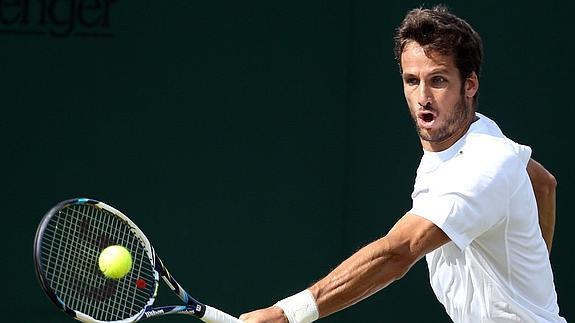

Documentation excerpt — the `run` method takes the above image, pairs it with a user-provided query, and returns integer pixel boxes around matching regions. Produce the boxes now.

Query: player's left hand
[239,306,288,323]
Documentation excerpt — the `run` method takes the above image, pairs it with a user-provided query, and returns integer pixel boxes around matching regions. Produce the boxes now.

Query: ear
[465,72,479,98]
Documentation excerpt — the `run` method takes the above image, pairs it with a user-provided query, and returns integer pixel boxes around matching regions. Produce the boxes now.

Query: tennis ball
[98,245,133,279]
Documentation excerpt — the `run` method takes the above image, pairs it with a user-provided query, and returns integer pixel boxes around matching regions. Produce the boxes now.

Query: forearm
[252,238,409,323]
[309,236,411,318]
[257,214,448,323]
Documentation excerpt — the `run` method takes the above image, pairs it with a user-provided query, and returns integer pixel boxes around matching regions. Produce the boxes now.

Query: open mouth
[421,112,434,122]
[417,111,436,128]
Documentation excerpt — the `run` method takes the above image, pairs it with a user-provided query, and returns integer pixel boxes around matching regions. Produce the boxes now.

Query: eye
[404,77,419,86]
[431,76,447,87]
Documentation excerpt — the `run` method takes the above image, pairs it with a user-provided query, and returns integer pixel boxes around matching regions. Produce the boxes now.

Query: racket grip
[202,305,243,323]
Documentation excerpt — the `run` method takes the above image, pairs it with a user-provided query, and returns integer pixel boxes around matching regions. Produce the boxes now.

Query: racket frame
[34,198,211,322]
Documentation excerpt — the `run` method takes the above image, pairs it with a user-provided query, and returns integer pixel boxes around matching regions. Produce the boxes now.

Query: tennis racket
[34,197,242,323]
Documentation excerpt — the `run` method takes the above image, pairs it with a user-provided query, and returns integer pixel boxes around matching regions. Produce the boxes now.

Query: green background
[2,0,572,322]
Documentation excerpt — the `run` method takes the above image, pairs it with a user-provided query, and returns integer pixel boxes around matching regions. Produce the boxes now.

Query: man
[240,5,563,322]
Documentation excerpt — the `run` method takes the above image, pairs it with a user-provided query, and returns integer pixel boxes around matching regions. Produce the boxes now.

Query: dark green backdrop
[2,0,572,322]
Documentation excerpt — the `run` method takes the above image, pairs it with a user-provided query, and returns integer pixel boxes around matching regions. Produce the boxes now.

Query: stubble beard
[414,95,474,143]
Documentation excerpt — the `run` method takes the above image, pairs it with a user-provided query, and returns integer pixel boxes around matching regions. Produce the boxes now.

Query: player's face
[400,41,478,151]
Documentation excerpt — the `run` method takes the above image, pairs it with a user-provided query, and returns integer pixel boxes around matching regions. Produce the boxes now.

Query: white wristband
[274,289,319,323]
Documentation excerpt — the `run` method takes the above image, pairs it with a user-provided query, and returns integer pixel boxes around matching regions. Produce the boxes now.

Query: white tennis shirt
[410,113,565,322]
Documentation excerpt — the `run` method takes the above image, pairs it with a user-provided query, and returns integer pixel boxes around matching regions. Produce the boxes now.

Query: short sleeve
[411,189,507,250]
[410,151,514,250]
[508,141,532,166]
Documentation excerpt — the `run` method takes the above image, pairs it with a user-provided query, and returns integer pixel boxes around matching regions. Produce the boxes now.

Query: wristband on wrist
[274,289,319,323]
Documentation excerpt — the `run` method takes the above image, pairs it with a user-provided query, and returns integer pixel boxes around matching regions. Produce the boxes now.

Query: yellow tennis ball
[98,245,133,279]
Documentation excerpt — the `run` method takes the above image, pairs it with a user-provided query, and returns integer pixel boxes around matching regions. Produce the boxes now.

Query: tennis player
[240,5,565,323]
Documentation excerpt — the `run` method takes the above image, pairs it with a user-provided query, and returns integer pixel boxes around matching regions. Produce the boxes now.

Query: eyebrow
[401,68,451,79]
[429,68,450,75]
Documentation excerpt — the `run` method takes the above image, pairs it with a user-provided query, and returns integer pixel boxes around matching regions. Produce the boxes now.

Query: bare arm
[310,213,448,317]
[527,158,557,253]
[240,213,449,322]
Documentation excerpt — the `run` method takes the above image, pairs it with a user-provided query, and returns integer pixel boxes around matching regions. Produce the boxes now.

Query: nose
[417,84,432,109]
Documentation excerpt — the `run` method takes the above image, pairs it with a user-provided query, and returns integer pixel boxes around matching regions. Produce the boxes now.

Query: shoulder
[464,133,514,162]
[462,114,530,170]
[458,135,522,183]
[432,136,518,197]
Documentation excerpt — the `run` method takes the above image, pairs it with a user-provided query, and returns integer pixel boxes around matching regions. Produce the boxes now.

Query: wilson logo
[144,309,165,318]
[0,0,118,38]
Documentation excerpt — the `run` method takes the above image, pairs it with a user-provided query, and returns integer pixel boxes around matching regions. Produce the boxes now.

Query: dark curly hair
[394,5,483,103]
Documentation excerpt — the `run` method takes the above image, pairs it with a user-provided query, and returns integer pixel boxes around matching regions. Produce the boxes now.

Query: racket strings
[40,203,156,321]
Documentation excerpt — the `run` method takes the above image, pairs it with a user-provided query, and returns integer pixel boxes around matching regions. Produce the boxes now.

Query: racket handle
[202,305,243,323]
